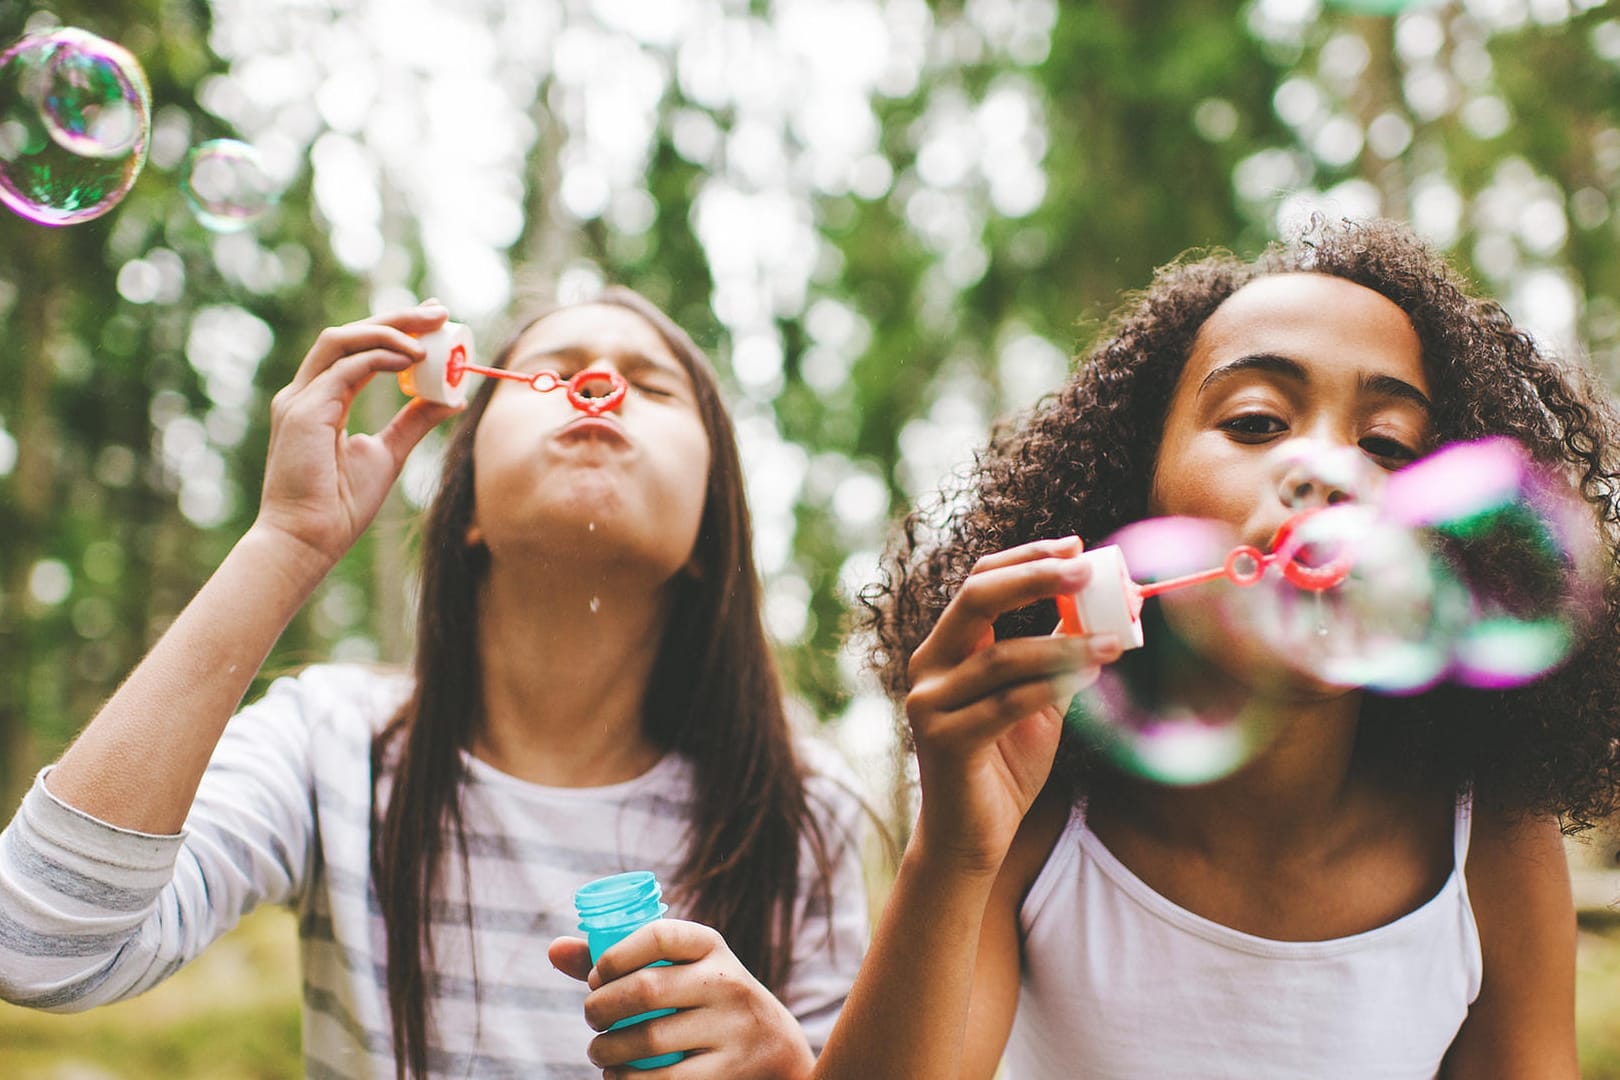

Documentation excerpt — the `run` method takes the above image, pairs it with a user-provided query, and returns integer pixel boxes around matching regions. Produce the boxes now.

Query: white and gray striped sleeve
[0,668,331,1012]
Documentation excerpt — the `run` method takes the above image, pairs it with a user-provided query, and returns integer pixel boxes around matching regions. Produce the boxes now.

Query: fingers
[589,998,808,1078]
[287,301,447,393]
[909,537,1090,675]
[585,960,734,1033]
[592,920,724,987]
[588,1007,695,1071]
[903,537,1125,749]
[547,936,594,983]
[917,632,1119,719]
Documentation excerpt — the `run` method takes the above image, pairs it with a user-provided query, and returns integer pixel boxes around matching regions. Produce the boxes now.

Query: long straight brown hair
[369,287,836,1078]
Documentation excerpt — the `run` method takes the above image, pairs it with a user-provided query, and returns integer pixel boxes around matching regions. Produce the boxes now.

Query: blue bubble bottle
[573,870,684,1070]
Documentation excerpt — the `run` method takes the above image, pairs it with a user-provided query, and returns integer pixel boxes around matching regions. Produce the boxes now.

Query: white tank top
[1003,796,1481,1079]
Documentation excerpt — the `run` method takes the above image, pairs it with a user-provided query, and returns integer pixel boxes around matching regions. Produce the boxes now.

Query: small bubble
[181,138,278,232]
[589,596,600,613]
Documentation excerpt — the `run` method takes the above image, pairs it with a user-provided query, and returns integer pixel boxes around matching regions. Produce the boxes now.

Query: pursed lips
[554,415,630,445]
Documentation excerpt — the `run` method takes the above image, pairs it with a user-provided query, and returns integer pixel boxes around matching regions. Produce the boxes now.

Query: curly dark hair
[860,217,1620,828]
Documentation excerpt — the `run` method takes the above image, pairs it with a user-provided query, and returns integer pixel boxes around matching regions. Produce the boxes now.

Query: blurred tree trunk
[512,85,573,309]
[0,258,61,808]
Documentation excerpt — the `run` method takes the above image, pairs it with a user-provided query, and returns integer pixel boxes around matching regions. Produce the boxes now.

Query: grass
[1581,911,1620,1078]
[0,907,302,1079]
[0,883,1617,1077]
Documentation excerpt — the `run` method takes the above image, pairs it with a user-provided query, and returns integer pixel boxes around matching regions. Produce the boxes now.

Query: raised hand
[253,302,462,568]
[903,536,1122,874]
[549,921,815,1080]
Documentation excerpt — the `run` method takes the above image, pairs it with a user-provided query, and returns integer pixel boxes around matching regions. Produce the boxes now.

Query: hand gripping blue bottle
[573,870,685,1070]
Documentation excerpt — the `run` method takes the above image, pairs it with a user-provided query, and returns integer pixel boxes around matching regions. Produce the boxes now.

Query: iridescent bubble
[1382,437,1605,688]
[0,28,150,226]
[1249,503,1469,694]
[39,34,142,157]
[181,139,278,233]
[1065,517,1279,785]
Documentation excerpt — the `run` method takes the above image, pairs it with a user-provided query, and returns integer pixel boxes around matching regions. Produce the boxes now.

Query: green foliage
[0,0,1614,795]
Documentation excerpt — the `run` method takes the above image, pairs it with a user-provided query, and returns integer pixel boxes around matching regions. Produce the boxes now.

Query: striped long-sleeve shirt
[0,663,871,1078]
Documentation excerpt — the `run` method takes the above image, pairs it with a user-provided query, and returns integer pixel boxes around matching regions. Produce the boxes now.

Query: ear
[465,523,485,548]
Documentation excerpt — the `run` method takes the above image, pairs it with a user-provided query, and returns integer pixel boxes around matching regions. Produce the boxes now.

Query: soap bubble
[1065,517,1280,785]
[1249,503,1470,693]
[1061,438,1604,785]
[0,28,150,226]
[181,139,278,232]
[1382,437,1604,688]
[39,33,142,157]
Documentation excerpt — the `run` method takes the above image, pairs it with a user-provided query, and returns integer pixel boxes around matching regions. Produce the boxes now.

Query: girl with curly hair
[815,218,1620,1079]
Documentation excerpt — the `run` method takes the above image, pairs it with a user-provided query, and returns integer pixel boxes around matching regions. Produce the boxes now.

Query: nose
[1271,440,1373,511]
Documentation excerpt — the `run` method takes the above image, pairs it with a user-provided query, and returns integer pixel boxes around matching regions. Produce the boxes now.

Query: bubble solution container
[573,870,685,1070]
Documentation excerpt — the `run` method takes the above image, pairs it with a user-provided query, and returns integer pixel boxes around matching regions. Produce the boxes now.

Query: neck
[1107,688,1368,862]
[470,554,674,787]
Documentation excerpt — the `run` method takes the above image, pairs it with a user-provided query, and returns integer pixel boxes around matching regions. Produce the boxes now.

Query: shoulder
[1470,803,1568,913]
[1445,802,1577,1075]
[1464,802,1573,944]
[214,663,412,776]
[249,661,413,738]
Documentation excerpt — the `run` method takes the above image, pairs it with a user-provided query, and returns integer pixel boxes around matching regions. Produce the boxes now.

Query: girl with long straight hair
[0,287,869,1079]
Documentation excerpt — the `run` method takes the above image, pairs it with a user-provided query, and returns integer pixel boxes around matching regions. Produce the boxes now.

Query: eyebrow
[1197,352,1431,414]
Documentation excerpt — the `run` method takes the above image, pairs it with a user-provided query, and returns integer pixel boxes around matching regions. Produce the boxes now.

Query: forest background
[1,0,1618,1075]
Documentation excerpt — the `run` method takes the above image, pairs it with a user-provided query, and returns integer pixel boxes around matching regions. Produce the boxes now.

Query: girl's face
[469,303,712,581]
[1150,272,1433,546]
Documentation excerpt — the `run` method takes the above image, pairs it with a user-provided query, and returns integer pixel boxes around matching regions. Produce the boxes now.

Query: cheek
[1149,465,1199,518]
[1148,433,1255,523]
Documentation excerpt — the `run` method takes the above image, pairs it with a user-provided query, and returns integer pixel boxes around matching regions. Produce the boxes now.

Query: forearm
[45,524,333,833]
[813,829,1001,1080]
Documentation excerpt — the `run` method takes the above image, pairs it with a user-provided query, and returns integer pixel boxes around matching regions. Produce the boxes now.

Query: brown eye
[1360,436,1418,467]
[1220,414,1286,438]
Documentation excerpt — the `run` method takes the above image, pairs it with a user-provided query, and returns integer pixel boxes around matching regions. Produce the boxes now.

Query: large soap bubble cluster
[1380,437,1605,688]
[1063,437,1604,786]
[0,27,150,226]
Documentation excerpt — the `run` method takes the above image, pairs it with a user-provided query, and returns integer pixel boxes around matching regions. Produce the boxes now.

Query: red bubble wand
[1055,508,1353,647]
[431,344,630,415]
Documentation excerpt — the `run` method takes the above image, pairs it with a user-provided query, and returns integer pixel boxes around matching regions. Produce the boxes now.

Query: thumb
[547,936,594,983]
[376,397,461,468]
